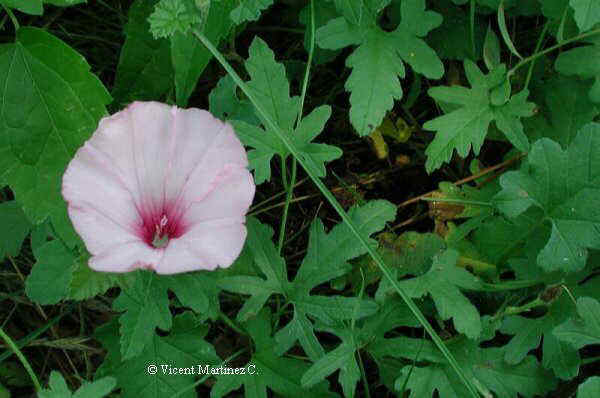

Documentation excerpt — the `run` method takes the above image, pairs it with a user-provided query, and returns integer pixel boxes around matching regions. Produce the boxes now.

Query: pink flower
[62,101,255,274]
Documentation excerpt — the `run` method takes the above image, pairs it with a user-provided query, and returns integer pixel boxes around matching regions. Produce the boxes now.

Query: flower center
[151,215,170,248]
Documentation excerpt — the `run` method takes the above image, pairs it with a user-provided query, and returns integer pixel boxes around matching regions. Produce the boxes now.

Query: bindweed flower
[62,101,255,274]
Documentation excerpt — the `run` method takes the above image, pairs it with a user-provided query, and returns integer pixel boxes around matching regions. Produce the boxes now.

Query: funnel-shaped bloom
[62,101,255,274]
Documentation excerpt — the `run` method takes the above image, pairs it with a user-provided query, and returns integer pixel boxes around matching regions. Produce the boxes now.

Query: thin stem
[0,327,41,392]
[525,21,549,89]
[218,311,247,336]
[420,197,493,207]
[357,350,371,398]
[508,27,600,77]
[277,0,314,255]
[193,30,481,398]
[1,5,19,31]
[278,159,296,254]
[457,256,497,275]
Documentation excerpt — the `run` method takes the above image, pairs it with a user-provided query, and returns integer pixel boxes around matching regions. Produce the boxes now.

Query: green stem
[0,327,41,392]
[500,297,545,319]
[278,159,296,254]
[508,27,600,77]
[218,311,247,336]
[1,5,19,31]
[193,30,481,398]
[457,256,496,275]
[421,197,493,207]
[357,350,371,398]
[277,0,314,255]
[524,21,549,89]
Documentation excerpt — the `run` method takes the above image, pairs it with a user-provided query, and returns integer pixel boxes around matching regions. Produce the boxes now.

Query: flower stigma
[152,214,170,248]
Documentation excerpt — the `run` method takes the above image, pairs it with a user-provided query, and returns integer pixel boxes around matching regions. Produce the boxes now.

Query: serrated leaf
[494,123,600,272]
[148,0,202,39]
[230,0,273,24]
[0,28,111,246]
[395,338,556,398]
[171,0,234,106]
[218,217,288,321]
[424,61,535,172]
[68,255,122,300]
[38,372,116,398]
[554,296,600,348]
[316,0,443,136]
[569,0,600,32]
[113,271,172,360]
[500,293,580,379]
[112,0,173,105]
[113,269,216,359]
[211,309,336,398]
[395,249,482,338]
[233,38,341,184]
[25,240,76,305]
[555,36,600,103]
[96,312,219,398]
[277,201,394,360]
[0,201,31,259]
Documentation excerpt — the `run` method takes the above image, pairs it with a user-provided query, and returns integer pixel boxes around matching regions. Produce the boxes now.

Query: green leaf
[569,0,600,32]
[316,0,443,136]
[232,38,341,184]
[395,249,482,338]
[112,0,174,105]
[497,0,522,59]
[96,312,219,398]
[277,200,395,359]
[494,123,600,272]
[171,0,234,106]
[148,0,202,39]
[67,254,123,301]
[25,240,76,305]
[211,309,335,398]
[428,0,485,60]
[219,217,288,321]
[302,342,358,398]
[0,28,111,246]
[483,25,501,70]
[0,0,43,15]
[39,372,116,398]
[578,377,600,398]
[500,294,580,379]
[113,271,172,360]
[555,36,600,103]
[209,75,259,125]
[113,270,215,359]
[524,76,598,147]
[554,297,600,348]
[0,201,31,259]
[230,0,273,24]
[394,338,556,398]
[424,61,535,172]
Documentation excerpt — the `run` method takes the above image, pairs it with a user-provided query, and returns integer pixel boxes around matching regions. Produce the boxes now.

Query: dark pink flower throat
[138,203,185,248]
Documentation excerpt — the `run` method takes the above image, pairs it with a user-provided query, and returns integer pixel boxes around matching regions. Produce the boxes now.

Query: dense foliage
[1,0,599,397]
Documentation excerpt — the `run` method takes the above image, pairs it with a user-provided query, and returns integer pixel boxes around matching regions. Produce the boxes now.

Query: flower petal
[166,108,249,206]
[62,144,141,254]
[183,164,255,227]
[155,219,247,274]
[89,241,163,272]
